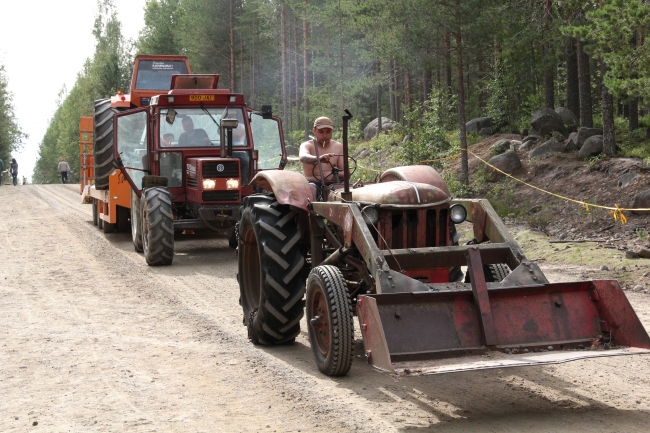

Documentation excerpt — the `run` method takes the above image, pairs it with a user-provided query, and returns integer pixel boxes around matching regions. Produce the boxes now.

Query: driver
[299,116,343,199]
[178,116,210,146]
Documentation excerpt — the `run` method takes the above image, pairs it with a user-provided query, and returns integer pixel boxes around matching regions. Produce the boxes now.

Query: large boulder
[285,144,299,156]
[364,117,395,140]
[578,135,603,159]
[555,107,578,133]
[530,107,566,136]
[529,139,564,159]
[575,127,603,148]
[630,190,650,214]
[490,139,511,155]
[486,151,522,181]
[466,117,494,135]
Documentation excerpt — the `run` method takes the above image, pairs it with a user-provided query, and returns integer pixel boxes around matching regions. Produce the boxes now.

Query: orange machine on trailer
[81,54,287,265]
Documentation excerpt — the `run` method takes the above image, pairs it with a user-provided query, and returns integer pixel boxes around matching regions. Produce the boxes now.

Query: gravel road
[2,184,650,432]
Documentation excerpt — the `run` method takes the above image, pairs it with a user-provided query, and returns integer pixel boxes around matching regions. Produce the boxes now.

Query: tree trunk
[456,28,468,186]
[229,0,236,92]
[543,0,554,109]
[629,97,639,131]
[303,1,309,140]
[566,37,580,119]
[294,14,300,131]
[389,60,396,120]
[338,0,344,109]
[576,39,593,127]
[405,71,412,112]
[377,61,382,138]
[601,60,616,156]
[445,32,452,95]
[280,0,288,136]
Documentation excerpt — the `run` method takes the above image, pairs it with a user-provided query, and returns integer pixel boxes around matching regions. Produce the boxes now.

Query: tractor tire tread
[142,187,174,266]
[240,194,307,344]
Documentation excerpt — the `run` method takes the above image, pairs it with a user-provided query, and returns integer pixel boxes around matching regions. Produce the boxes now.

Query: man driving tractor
[299,116,344,200]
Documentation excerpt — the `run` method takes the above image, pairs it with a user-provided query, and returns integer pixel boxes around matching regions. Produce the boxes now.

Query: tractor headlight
[361,205,379,225]
[202,179,216,190]
[226,179,239,189]
[449,204,467,224]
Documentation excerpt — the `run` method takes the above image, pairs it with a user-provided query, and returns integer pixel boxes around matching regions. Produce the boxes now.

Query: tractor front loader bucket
[357,271,650,375]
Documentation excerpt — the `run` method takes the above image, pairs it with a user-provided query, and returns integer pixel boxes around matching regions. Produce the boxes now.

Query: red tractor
[82,55,286,265]
[237,110,650,376]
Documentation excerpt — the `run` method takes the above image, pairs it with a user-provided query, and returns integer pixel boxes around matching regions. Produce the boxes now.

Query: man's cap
[313,117,334,130]
[60,158,64,161]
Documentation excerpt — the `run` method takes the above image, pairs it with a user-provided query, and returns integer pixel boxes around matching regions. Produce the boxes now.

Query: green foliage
[0,64,27,164]
[136,0,183,55]
[443,172,472,198]
[398,89,453,165]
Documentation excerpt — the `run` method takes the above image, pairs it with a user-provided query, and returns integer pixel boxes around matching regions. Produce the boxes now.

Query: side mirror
[261,105,273,120]
[166,108,177,124]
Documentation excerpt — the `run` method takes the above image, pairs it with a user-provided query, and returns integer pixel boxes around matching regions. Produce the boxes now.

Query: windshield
[135,60,189,90]
[159,107,248,148]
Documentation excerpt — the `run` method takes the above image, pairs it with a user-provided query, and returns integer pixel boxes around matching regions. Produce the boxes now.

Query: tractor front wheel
[238,194,306,344]
[142,187,174,266]
[306,265,354,376]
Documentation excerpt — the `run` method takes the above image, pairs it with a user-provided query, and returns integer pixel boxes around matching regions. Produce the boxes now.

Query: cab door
[249,110,286,170]
[113,108,150,196]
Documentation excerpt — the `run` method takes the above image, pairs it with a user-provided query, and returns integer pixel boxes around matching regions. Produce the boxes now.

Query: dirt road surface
[2,184,650,432]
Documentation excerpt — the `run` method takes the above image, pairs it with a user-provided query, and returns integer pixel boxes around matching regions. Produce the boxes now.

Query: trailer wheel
[306,265,354,376]
[142,187,174,266]
[485,263,510,282]
[92,199,98,226]
[131,189,143,252]
[93,99,121,190]
[238,195,306,344]
[102,219,115,233]
[465,263,510,283]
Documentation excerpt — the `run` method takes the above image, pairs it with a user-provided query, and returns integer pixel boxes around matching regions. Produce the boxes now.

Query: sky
[0,0,148,182]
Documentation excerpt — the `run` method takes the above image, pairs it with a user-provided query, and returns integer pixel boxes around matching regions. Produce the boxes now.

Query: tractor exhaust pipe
[341,109,353,201]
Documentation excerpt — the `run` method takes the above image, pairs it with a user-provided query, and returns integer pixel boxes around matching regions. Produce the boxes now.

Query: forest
[15,0,650,184]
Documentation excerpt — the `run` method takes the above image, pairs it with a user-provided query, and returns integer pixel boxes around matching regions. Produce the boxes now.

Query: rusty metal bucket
[357,278,650,374]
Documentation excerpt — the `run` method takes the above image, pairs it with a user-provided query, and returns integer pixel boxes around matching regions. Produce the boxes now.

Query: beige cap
[313,116,334,130]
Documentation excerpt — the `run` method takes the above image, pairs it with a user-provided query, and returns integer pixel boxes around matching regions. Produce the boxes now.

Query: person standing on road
[0,158,4,186]
[58,158,71,184]
[9,158,18,186]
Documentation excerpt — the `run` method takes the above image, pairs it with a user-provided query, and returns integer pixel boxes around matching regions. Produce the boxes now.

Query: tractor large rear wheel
[131,189,143,252]
[142,187,174,266]
[238,195,306,344]
[306,265,354,376]
[93,99,120,190]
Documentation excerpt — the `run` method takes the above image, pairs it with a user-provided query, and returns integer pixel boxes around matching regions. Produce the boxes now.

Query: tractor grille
[202,191,239,202]
[203,161,239,178]
[187,177,198,188]
[376,208,448,249]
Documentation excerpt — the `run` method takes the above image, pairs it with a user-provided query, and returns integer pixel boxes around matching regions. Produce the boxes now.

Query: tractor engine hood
[328,181,449,206]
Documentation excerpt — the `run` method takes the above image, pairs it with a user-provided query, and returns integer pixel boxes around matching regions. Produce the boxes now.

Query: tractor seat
[327,181,449,205]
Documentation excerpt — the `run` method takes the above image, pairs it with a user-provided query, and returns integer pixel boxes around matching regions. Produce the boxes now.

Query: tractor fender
[380,165,450,196]
[250,170,316,210]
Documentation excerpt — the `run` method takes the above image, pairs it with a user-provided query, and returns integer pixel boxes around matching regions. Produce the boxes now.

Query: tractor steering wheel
[311,154,357,183]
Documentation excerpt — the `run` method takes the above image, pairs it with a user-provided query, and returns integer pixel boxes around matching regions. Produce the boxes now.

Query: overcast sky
[0,0,147,182]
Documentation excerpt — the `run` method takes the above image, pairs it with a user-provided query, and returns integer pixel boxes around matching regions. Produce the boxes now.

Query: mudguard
[380,165,450,196]
[250,170,316,210]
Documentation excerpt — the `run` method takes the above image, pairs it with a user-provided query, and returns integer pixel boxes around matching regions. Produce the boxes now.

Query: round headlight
[361,205,379,225]
[449,204,467,224]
